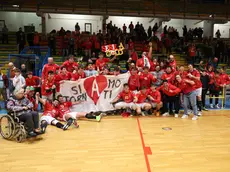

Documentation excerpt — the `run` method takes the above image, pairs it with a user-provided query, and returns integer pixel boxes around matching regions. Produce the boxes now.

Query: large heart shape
[83,75,108,105]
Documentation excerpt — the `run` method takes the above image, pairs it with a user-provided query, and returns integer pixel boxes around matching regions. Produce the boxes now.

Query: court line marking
[137,118,152,172]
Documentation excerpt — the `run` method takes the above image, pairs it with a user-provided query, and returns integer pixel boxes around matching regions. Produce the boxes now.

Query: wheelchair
[0,111,27,143]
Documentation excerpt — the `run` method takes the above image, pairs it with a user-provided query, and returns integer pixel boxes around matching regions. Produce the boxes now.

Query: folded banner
[60,73,130,112]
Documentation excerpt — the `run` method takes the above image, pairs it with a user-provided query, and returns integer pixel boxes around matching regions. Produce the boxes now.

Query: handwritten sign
[101,43,125,57]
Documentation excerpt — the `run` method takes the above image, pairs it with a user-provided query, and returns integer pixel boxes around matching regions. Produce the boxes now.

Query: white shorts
[63,112,78,121]
[195,88,202,97]
[40,115,58,125]
[134,103,148,109]
[151,102,157,108]
[115,102,134,109]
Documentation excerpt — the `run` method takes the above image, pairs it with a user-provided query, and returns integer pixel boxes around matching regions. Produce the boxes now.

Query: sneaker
[197,112,202,116]
[188,109,193,115]
[215,104,220,109]
[181,114,188,119]
[28,131,37,137]
[210,104,214,108]
[162,112,169,117]
[141,112,146,116]
[192,115,198,120]
[63,118,74,130]
[202,107,208,111]
[174,114,179,118]
[96,114,102,122]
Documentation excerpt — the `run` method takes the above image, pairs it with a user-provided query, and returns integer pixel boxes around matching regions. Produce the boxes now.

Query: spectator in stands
[7,88,41,137]
[48,31,56,56]
[128,48,138,63]
[200,69,209,111]
[163,34,172,54]
[68,34,75,55]
[215,30,221,39]
[75,22,80,33]
[152,23,158,35]
[129,22,134,33]
[41,71,56,100]
[0,67,8,108]
[85,63,98,77]
[16,27,26,53]
[123,24,127,33]
[96,52,116,71]
[55,66,71,93]
[152,65,164,87]
[59,27,65,37]
[33,31,41,55]
[147,26,152,39]
[13,68,26,93]
[128,39,134,57]
[20,64,27,78]
[62,55,78,72]
[82,38,92,59]
[27,31,34,47]
[7,62,16,94]
[42,57,60,83]
[2,24,9,44]
[62,35,69,58]
[188,43,196,65]
[182,25,187,37]
[167,55,177,71]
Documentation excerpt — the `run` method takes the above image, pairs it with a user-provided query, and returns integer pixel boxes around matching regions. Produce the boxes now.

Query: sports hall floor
[1,110,230,172]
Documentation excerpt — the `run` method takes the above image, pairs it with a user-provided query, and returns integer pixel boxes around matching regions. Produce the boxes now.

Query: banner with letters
[60,73,130,112]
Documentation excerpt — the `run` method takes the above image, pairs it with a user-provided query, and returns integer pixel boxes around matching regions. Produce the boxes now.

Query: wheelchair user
[6,88,42,137]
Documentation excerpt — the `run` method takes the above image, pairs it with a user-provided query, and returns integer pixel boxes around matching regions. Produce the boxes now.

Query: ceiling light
[12,5,19,8]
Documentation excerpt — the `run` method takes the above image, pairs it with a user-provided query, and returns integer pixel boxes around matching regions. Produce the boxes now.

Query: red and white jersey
[96,58,110,71]
[169,60,177,71]
[58,102,73,119]
[148,89,161,103]
[128,74,140,91]
[43,101,58,118]
[42,63,60,81]
[117,90,135,103]
[161,72,175,84]
[135,90,149,103]
[62,61,78,72]
[187,69,202,89]
[139,72,156,88]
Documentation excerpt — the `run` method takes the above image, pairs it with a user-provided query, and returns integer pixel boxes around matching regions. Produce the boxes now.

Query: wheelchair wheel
[0,115,15,139]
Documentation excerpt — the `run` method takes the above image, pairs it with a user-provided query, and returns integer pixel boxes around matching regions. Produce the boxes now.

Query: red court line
[137,118,152,172]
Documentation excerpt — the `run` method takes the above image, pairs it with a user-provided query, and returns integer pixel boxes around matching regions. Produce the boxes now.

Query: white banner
[60,73,130,112]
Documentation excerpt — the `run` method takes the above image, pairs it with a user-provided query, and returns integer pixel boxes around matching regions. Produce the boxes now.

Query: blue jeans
[183,90,198,116]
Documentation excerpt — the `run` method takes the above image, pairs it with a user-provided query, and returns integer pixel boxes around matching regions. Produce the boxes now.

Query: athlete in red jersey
[71,66,86,81]
[147,84,163,116]
[111,83,135,110]
[187,64,203,114]
[96,52,116,71]
[26,72,40,87]
[41,71,56,100]
[139,66,156,88]
[55,66,71,92]
[128,68,140,91]
[168,55,177,71]
[161,66,175,84]
[175,74,199,120]
[62,56,78,72]
[133,86,152,116]
[219,67,230,86]
[42,57,59,83]
[36,93,67,132]
[173,66,187,80]
[56,95,104,129]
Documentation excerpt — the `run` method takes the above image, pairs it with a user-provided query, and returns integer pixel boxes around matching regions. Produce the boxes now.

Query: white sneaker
[174,114,179,118]
[187,109,193,115]
[215,104,220,109]
[197,112,202,116]
[210,104,214,108]
[192,115,198,120]
[162,113,169,117]
[181,114,188,119]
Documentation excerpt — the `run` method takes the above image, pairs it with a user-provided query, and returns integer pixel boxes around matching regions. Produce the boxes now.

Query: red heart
[83,75,108,105]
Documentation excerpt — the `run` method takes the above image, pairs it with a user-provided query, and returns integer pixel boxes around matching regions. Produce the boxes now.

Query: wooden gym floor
[1,110,230,172]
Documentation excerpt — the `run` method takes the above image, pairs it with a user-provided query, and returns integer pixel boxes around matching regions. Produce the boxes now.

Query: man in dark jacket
[200,70,209,111]
[16,28,26,53]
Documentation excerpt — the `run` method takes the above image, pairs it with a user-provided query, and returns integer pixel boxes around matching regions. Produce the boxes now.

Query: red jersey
[128,74,140,91]
[71,72,86,81]
[157,83,181,96]
[130,51,138,61]
[148,89,161,103]
[187,70,202,89]
[26,76,40,87]
[55,72,71,92]
[96,58,110,71]
[213,77,222,91]
[26,95,38,111]
[135,90,149,103]
[117,90,134,103]
[139,72,156,88]
[128,41,134,50]
[176,79,196,94]
[207,71,215,84]
[169,60,177,71]
[189,46,196,57]
[136,57,153,69]
[161,72,175,84]
[62,60,78,72]
[41,77,55,96]
[42,63,60,81]
[58,102,72,119]
[219,73,230,85]
[174,71,188,80]
[43,101,58,117]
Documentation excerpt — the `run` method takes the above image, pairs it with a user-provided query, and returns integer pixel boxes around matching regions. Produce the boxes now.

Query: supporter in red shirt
[175,74,199,120]
[139,66,156,88]
[26,71,40,87]
[96,52,116,71]
[82,38,92,58]
[207,65,215,85]
[187,64,203,113]
[136,42,153,71]
[62,55,78,72]
[112,67,121,76]
[168,55,177,71]
[129,22,134,32]
[123,24,127,33]
[128,49,138,62]
[133,86,152,116]
[25,86,38,111]
[61,35,69,57]
[128,67,140,91]
[55,66,71,92]
[147,84,163,116]
[219,67,230,86]
[188,44,196,65]
[42,57,60,83]
[41,71,56,100]
[161,66,175,84]
[157,80,181,117]
[111,83,135,111]
[128,39,134,50]
[71,66,86,81]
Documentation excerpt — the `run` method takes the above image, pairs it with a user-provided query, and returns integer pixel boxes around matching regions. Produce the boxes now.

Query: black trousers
[18,111,39,132]
[209,90,220,105]
[201,88,208,107]
[2,34,8,44]
[19,44,24,53]
[162,94,180,114]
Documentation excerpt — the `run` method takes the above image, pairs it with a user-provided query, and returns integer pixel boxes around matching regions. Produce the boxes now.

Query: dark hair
[143,66,149,70]
[14,68,21,73]
[140,86,147,90]
[60,66,67,70]
[27,71,33,75]
[114,66,120,72]
[48,71,54,75]
[123,83,129,87]
[162,80,168,83]
[150,83,157,87]
[57,94,63,100]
